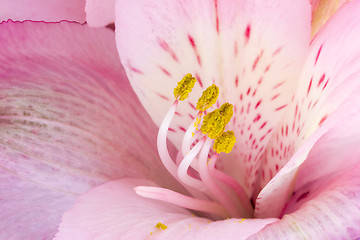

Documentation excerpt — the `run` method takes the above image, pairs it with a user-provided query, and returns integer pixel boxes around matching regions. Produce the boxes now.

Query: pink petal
[115,0,311,195]
[250,165,360,239]
[85,0,115,27]
[0,21,177,239]
[56,178,277,240]
[259,0,360,194]
[0,0,85,23]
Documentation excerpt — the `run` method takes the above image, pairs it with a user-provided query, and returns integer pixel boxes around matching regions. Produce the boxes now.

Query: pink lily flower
[1,0,360,239]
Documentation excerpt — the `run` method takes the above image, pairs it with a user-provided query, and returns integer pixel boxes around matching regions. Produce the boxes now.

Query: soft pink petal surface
[0,21,178,239]
[0,0,85,23]
[85,0,115,27]
[115,0,311,195]
[256,0,360,218]
[56,178,277,240]
[250,165,360,239]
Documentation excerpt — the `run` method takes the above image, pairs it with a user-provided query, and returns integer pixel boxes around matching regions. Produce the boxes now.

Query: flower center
[135,74,254,219]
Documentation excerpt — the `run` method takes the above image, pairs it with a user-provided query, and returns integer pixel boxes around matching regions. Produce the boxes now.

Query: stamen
[181,113,201,156]
[213,130,236,154]
[198,138,242,217]
[208,154,253,217]
[196,84,219,111]
[157,100,179,178]
[135,186,229,218]
[219,103,234,124]
[173,73,197,101]
[200,109,225,139]
[178,136,206,190]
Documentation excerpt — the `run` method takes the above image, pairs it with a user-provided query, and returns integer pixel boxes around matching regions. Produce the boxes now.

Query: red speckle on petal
[214,0,220,34]
[319,115,328,126]
[235,76,239,87]
[322,78,330,90]
[271,93,280,101]
[273,81,285,89]
[253,114,261,123]
[179,126,186,132]
[315,44,323,65]
[259,122,267,130]
[158,66,171,77]
[275,104,288,111]
[307,77,313,96]
[169,128,175,132]
[252,50,263,71]
[246,87,251,95]
[244,24,251,44]
[272,47,282,57]
[195,73,204,88]
[157,38,179,62]
[318,74,326,87]
[234,41,238,57]
[189,102,196,110]
[255,100,262,109]
[156,93,169,101]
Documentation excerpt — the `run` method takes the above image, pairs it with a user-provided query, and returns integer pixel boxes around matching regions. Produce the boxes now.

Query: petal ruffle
[115,0,311,194]
[0,0,85,23]
[85,0,115,27]
[0,21,177,239]
[250,165,360,239]
[55,178,277,240]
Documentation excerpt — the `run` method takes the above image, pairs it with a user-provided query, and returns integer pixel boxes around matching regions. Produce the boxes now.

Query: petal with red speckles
[115,0,311,195]
[256,0,360,218]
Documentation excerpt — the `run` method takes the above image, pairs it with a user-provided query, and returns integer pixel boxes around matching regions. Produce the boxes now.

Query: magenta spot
[179,126,186,132]
[317,74,326,87]
[235,76,239,87]
[271,93,280,101]
[319,115,328,126]
[156,93,169,101]
[252,89,257,97]
[169,128,175,132]
[272,47,282,57]
[214,0,219,34]
[322,78,330,90]
[255,100,262,109]
[246,87,251,95]
[307,77,313,96]
[264,64,271,73]
[175,111,181,116]
[252,50,263,71]
[315,44,323,65]
[259,121,267,130]
[273,81,285,89]
[159,66,171,77]
[195,73,204,88]
[244,24,251,44]
[240,94,243,101]
[157,38,179,62]
[275,164,279,171]
[188,102,196,110]
[253,114,261,123]
[258,77,263,84]
[188,35,196,48]
[275,104,288,111]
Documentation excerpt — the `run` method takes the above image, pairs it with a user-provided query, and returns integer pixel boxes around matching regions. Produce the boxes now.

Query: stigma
[135,74,253,220]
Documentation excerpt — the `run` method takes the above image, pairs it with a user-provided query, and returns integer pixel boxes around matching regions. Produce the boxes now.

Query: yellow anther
[155,222,168,230]
[219,103,233,124]
[200,109,225,139]
[173,73,197,101]
[196,84,219,111]
[194,116,201,130]
[213,130,236,153]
